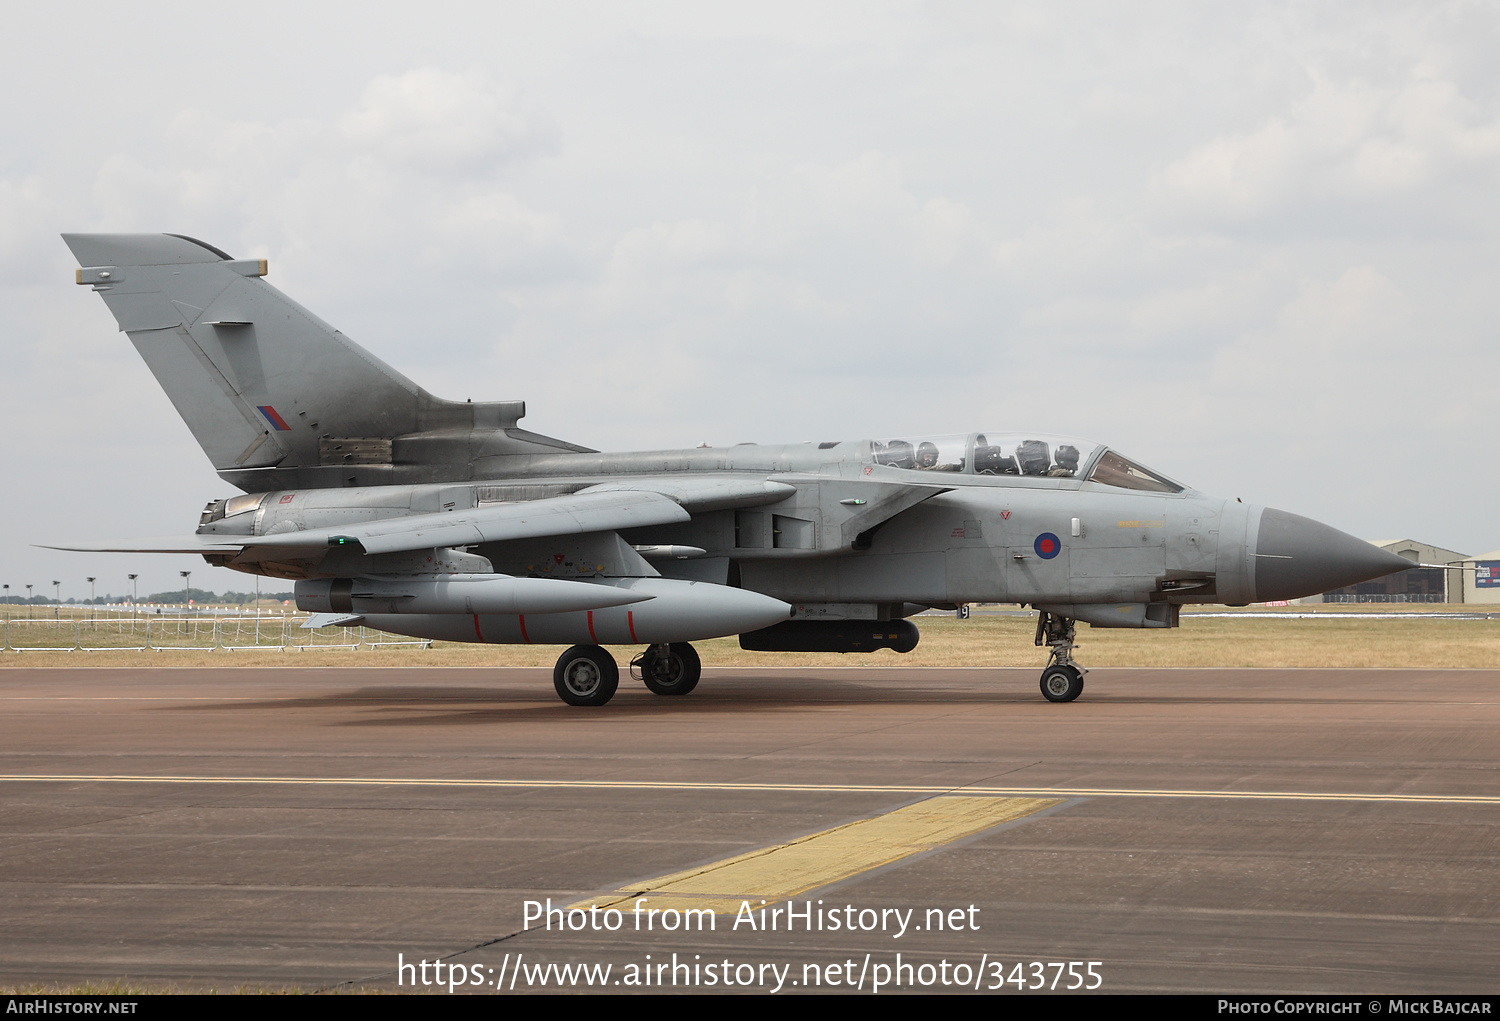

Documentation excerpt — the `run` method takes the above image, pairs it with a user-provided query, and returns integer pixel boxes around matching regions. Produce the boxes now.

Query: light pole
[2,584,8,623]
[52,581,60,619]
[25,584,33,619]
[180,570,192,611]
[87,577,96,620]
[128,574,138,614]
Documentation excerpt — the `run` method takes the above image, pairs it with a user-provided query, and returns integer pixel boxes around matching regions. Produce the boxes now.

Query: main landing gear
[553,645,620,706]
[1035,611,1086,703]
[631,643,702,696]
[552,643,703,706]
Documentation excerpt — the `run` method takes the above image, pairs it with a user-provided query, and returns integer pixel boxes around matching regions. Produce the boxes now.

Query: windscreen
[1087,450,1184,493]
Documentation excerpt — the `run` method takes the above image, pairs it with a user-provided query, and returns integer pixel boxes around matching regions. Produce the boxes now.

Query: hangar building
[1309,539,1470,604]
[1459,549,1500,605]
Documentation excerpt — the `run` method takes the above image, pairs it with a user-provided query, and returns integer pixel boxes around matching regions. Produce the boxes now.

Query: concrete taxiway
[2,665,1497,993]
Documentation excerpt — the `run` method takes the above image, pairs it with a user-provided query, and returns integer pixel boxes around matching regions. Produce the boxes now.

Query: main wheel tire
[1039,664,1084,703]
[641,643,702,696]
[554,645,620,706]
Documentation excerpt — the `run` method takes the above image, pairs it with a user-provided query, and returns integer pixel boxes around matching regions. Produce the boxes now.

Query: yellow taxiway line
[571,795,1061,914]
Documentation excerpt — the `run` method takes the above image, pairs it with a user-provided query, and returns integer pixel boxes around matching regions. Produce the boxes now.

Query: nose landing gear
[1035,611,1086,702]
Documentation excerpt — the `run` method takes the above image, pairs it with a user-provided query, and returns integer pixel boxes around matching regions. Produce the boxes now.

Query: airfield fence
[1,616,431,653]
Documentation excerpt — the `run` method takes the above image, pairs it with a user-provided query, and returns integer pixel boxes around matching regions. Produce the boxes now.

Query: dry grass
[2,609,1495,670]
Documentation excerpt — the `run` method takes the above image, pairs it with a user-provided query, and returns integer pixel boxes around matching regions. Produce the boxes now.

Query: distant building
[1307,539,1469,604]
[1459,549,1500,605]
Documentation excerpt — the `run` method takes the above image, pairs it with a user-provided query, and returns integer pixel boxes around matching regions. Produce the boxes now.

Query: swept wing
[42,489,691,556]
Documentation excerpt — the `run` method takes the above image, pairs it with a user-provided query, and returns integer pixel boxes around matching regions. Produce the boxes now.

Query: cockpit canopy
[862,433,1184,493]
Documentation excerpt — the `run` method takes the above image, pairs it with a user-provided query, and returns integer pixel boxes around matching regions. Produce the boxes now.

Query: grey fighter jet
[53,233,1413,706]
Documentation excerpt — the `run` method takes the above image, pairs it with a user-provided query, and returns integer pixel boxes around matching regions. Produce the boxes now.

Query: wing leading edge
[42,490,692,556]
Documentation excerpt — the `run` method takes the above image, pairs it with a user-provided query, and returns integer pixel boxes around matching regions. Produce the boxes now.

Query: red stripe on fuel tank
[472,614,484,642]
[587,611,597,643]
[627,610,637,643]
[518,614,530,644]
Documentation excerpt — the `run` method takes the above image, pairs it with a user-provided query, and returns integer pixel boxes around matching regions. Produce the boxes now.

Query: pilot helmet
[1017,439,1050,475]
[886,439,916,470]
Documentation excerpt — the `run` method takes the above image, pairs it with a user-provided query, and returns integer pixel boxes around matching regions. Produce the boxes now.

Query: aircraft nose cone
[1254,508,1415,602]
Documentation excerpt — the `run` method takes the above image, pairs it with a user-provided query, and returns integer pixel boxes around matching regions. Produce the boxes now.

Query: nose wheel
[1040,664,1084,702]
[1035,611,1086,703]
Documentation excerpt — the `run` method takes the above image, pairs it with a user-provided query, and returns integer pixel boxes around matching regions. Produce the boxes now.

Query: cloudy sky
[2,2,1497,600]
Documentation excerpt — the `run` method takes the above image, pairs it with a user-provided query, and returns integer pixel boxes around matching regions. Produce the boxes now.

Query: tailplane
[64,234,590,491]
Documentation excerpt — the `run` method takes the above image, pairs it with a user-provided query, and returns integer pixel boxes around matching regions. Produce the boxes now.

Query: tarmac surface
[2,664,1498,994]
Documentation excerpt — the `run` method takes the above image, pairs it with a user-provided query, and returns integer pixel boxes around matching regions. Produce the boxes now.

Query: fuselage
[195,431,1399,633]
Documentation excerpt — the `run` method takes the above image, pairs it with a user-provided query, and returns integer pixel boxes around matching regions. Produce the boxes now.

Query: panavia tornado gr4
[54,233,1413,706]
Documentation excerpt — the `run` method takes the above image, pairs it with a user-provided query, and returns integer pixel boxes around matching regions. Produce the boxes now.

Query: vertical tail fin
[63,233,589,491]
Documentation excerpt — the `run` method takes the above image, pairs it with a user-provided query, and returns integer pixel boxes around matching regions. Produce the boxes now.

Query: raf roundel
[1034,532,1062,560]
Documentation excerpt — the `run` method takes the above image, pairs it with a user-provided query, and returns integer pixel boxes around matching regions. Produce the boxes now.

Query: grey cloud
[339,68,561,173]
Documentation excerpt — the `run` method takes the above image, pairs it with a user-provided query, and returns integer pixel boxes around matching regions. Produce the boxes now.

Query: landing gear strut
[631,643,702,696]
[553,645,620,706]
[1035,611,1086,703]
